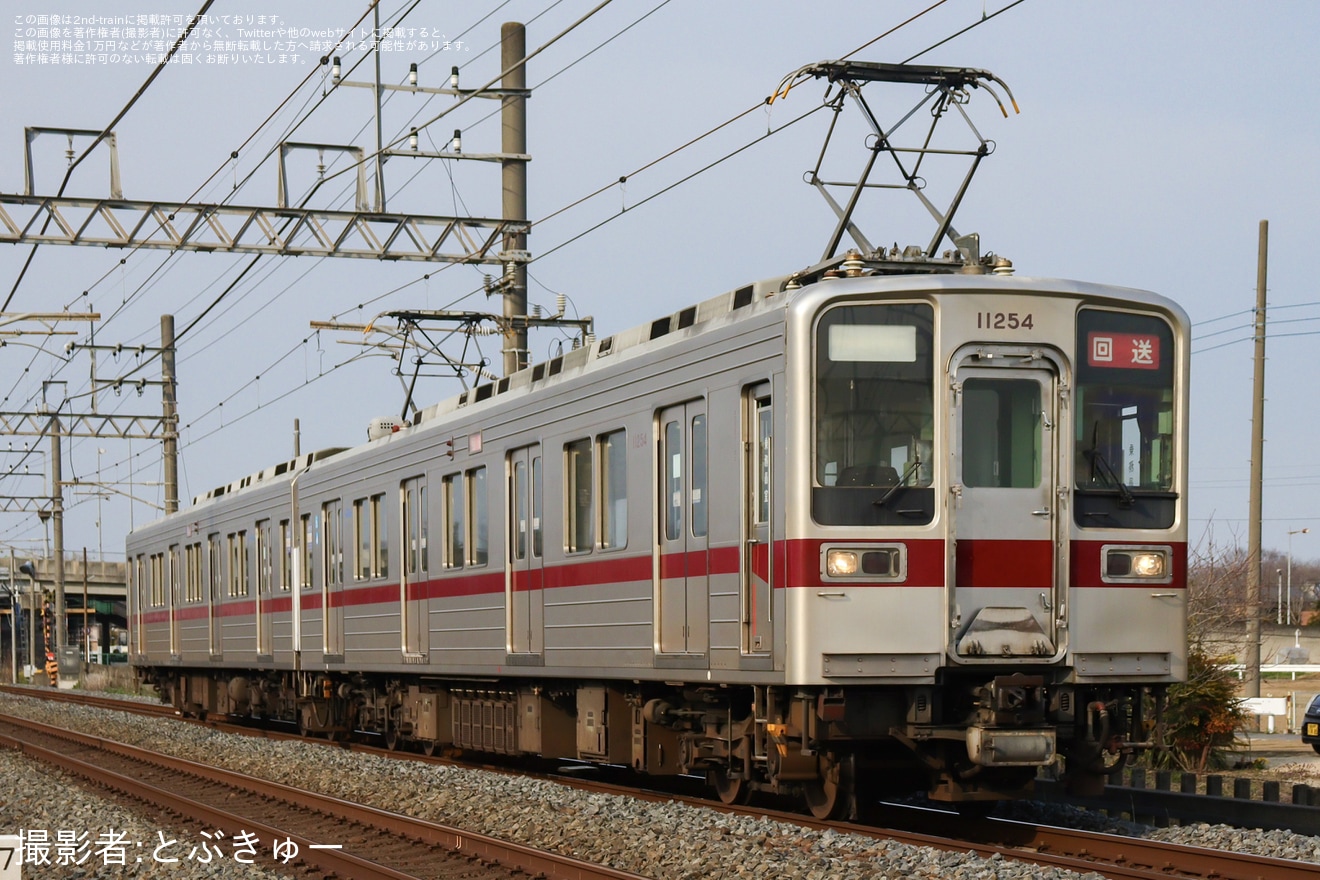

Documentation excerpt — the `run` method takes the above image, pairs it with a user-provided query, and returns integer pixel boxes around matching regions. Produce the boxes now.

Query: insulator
[842,248,864,277]
[556,293,566,317]
[409,63,418,87]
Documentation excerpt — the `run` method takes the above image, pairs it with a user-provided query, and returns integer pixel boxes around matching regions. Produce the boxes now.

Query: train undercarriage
[142,666,1162,818]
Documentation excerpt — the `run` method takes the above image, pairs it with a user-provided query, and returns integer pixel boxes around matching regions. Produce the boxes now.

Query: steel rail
[4,687,1316,880]
[0,711,646,880]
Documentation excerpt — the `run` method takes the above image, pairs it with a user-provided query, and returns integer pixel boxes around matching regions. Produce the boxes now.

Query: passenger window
[468,467,487,566]
[599,430,627,550]
[298,515,313,589]
[663,421,682,542]
[692,414,708,538]
[566,438,593,553]
[278,520,291,591]
[354,498,370,580]
[373,492,389,578]
[443,473,465,569]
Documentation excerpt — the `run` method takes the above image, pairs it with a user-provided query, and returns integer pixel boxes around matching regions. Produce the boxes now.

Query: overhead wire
[0,0,393,416]
[3,0,1030,543]
[0,2,418,542]
[1,0,217,312]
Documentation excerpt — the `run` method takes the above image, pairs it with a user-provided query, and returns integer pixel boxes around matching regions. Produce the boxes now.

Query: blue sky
[1,0,1318,566]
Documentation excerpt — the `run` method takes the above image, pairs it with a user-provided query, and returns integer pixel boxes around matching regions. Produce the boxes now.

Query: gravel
[0,746,297,879]
[3,689,1318,879]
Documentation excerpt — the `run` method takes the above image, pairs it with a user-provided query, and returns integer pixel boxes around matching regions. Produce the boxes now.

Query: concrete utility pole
[161,314,179,514]
[501,21,529,375]
[1244,220,1268,699]
[0,313,175,684]
[50,410,68,680]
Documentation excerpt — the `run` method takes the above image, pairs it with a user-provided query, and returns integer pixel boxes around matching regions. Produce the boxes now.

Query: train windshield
[1073,309,1177,528]
[813,302,935,526]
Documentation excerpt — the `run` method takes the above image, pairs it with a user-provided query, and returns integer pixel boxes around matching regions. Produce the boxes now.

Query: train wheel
[421,739,438,757]
[384,729,401,751]
[803,753,853,820]
[713,769,752,805]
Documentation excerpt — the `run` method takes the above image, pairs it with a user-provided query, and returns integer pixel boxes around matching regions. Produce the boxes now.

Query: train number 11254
[977,311,1034,330]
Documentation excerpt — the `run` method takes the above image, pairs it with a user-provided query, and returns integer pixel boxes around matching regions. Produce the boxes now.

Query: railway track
[0,710,645,880]
[3,685,1317,880]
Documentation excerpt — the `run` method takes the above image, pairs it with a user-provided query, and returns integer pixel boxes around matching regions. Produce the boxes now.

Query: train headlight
[821,545,906,580]
[1131,552,1166,578]
[1102,546,1172,582]
[826,550,859,577]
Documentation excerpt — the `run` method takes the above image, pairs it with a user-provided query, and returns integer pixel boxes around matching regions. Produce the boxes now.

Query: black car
[1304,693,1320,754]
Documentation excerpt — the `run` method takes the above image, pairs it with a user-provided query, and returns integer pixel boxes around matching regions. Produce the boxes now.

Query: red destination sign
[1086,331,1160,370]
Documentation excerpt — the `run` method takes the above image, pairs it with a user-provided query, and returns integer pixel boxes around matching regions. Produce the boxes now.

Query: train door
[322,499,344,658]
[207,533,221,657]
[401,476,429,658]
[657,402,709,657]
[507,446,544,656]
[949,348,1063,661]
[741,384,773,656]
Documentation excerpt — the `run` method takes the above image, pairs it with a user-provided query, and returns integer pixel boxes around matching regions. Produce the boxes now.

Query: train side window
[278,519,291,591]
[468,467,488,566]
[354,498,369,580]
[663,421,682,541]
[565,438,593,554]
[226,534,237,597]
[692,414,708,538]
[299,514,313,589]
[150,553,164,607]
[169,545,181,605]
[207,534,222,601]
[512,459,528,561]
[373,492,389,578]
[134,555,145,609]
[420,483,429,571]
[532,457,543,557]
[256,519,272,594]
[186,543,203,603]
[228,531,249,597]
[322,501,343,588]
[443,473,465,569]
[599,429,627,550]
[402,477,427,576]
[755,398,772,526]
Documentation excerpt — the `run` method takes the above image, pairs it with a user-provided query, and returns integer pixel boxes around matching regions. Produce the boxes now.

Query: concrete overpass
[1,554,127,677]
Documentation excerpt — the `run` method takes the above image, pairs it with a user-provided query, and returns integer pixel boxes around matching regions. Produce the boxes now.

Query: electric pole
[1244,220,1268,699]
[501,22,529,375]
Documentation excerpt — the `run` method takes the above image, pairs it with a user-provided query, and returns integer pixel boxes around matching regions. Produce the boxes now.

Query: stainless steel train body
[130,259,1189,816]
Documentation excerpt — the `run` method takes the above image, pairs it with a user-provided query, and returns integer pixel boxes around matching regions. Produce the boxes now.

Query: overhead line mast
[1,23,541,684]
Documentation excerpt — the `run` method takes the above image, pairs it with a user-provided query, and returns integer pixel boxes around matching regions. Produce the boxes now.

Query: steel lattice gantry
[0,194,528,265]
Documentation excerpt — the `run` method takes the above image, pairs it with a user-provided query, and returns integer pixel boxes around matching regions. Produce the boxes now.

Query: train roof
[187,246,1182,509]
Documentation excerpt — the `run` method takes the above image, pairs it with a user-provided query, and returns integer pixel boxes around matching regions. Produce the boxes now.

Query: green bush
[1155,648,1248,771]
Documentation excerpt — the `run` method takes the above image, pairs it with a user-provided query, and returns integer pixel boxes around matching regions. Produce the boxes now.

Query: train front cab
[784,277,1188,807]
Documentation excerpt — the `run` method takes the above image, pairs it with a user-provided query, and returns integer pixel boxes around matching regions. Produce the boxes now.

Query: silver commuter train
[129,248,1189,817]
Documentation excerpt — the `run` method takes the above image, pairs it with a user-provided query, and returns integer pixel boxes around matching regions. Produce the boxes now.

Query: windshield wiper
[875,454,922,509]
[1083,423,1135,507]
